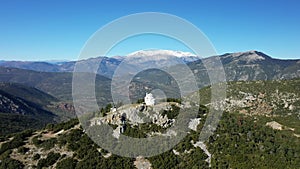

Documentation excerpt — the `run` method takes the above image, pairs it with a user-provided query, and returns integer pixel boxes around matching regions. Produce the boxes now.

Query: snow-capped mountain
[1,50,299,81]
[220,50,269,64]
[127,49,196,58]
[126,49,199,63]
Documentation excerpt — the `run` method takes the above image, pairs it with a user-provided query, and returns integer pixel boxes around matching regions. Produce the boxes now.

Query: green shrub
[0,158,24,169]
[46,118,79,133]
[0,130,32,154]
[31,135,42,146]
[166,98,181,104]
[39,138,57,150]
[17,146,29,154]
[0,150,12,160]
[56,157,77,169]
[161,104,180,119]
[33,153,41,160]
[37,152,61,168]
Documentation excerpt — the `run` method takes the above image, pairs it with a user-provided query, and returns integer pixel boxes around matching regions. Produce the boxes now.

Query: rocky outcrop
[134,156,152,169]
[0,93,27,115]
[55,103,75,113]
[91,102,179,128]
[266,121,283,130]
[207,81,300,117]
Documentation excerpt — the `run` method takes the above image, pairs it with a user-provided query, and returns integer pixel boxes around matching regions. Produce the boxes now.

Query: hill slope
[0,83,58,107]
[0,67,112,105]
[188,51,300,88]
[0,51,299,104]
[0,79,299,168]
[0,87,56,136]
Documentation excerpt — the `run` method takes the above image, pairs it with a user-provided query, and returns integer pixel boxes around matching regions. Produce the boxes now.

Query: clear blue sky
[0,0,299,61]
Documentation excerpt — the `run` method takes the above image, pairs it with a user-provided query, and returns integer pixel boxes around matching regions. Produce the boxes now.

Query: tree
[37,152,61,169]
[56,157,77,169]
[0,158,24,169]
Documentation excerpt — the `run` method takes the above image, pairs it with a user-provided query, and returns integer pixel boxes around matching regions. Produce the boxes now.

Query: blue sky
[0,0,299,61]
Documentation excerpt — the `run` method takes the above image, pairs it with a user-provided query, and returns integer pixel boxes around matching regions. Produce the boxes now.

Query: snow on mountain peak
[227,50,267,62]
[127,49,197,58]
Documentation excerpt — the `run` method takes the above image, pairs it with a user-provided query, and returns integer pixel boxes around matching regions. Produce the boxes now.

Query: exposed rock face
[92,102,179,126]
[0,90,55,119]
[188,118,201,131]
[134,156,152,169]
[192,140,211,167]
[188,51,300,88]
[266,121,283,130]
[172,149,180,155]
[89,102,181,140]
[55,103,75,112]
[0,93,27,115]
[266,121,296,132]
[207,80,300,117]
[112,126,121,139]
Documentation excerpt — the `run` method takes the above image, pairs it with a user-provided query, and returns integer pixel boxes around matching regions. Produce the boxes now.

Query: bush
[17,146,29,154]
[136,98,144,104]
[32,135,57,150]
[56,157,77,169]
[46,118,79,133]
[0,158,24,169]
[39,138,57,150]
[166,98,181,104]
[161,104,180,119]
[33,154,41,160]
[32,135,42,146]
[37,152,61,168]
[1,130,33,154]
[0,150,12,160]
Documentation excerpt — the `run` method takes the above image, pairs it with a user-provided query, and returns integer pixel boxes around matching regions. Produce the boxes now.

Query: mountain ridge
[0,50,299,105]
[0,50,299,80]
[0,85,57,135]
[0,50,286,73]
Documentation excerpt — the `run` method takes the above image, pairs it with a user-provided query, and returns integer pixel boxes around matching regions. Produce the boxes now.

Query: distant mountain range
[127,50,300,100]
[0,49,200,78]
[1,50,299,80]
[0,50,299,168]
[0,50,299,102]
[189,50,300,87]
[0,50,299,135]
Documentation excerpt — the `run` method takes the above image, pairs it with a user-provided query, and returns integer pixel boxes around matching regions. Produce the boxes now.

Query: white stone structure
[110,107,117,112]
[144,93,155,106]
